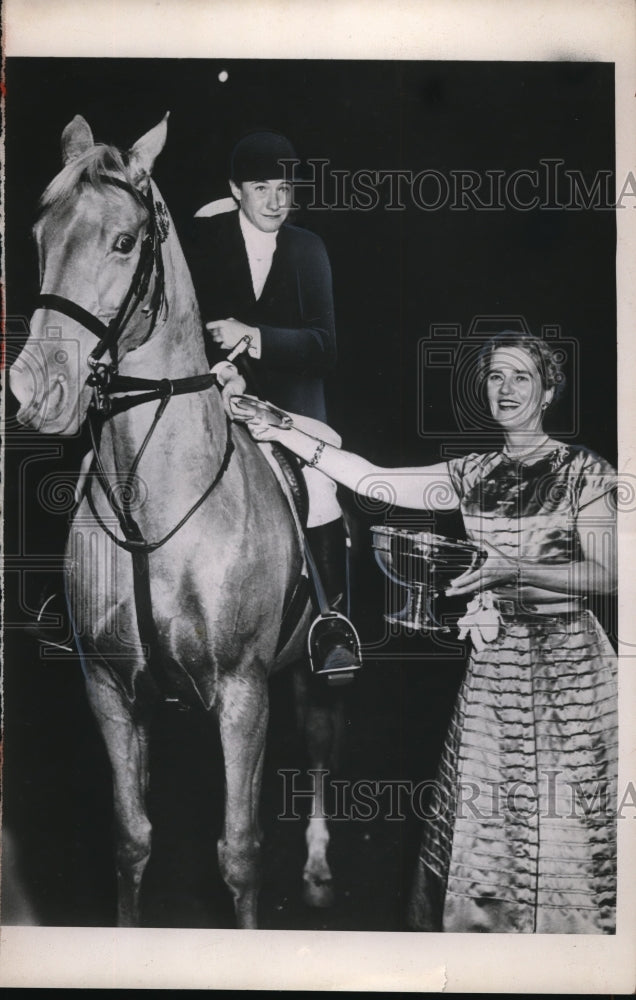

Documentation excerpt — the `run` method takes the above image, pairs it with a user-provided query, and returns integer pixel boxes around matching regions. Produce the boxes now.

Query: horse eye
[114,234,136,254]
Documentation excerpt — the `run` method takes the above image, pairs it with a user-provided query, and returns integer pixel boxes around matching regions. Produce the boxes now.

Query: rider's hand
[206,317,257,351]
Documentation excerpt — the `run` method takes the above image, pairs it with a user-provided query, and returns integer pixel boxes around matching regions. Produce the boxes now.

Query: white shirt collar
[238,210,278,300]
[239,210,278,257]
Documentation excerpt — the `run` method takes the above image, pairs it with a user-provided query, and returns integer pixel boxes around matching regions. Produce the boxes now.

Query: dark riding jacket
[186,210,336,421]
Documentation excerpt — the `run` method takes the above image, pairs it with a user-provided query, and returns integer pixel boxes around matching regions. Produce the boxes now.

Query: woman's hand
[445,540,517,597]
[244,412,284,443]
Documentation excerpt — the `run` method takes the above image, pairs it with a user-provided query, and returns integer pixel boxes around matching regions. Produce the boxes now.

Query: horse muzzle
[10,337,85,434]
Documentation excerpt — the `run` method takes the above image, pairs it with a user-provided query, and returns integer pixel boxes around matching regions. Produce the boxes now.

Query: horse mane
[38,144,145,214]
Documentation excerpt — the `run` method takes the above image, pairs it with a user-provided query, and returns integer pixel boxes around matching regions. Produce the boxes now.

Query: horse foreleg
[293,665,344,908]
[251,738,267,847]
[216,671,268,929]
[85,670,152,927]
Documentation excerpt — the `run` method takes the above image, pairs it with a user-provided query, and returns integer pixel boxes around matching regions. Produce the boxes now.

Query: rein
[85,401,234,555]
[85,176,234,550]
[35,168,234,552]
[35,169,238,685]
[83,371,234,697]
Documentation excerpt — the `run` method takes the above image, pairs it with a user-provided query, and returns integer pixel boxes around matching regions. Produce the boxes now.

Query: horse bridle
[33,171,234,555]
[35,175,164,376]
[35,174,217,415]
[32,169,240,685]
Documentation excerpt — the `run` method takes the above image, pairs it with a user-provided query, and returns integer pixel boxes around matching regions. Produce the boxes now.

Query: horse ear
[127,113,170,193]
[61,115,94,164]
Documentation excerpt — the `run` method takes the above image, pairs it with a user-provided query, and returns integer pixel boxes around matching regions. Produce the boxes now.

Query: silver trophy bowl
[371,526,486,631]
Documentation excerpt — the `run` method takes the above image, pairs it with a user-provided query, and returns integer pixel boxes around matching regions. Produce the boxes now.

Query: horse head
[10,114,174,434]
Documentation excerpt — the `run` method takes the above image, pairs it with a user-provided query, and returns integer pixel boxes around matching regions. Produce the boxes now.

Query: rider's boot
[306,518,362,686]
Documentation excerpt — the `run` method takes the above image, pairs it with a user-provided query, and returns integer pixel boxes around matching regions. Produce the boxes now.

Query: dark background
[2,58,616,930]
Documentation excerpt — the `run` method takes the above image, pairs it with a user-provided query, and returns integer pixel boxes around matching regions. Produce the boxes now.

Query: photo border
[1,0,635,992]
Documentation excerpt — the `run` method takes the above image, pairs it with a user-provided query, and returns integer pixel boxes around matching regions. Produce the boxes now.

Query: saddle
[267,441,313,656]
[229,395,360,663]
[228,394,311,528]
[228,397,359,678]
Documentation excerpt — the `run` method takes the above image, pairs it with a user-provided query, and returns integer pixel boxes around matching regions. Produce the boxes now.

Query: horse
[9,113,343,928]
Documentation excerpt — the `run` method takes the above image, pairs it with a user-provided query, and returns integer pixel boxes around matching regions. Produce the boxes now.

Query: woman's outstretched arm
[247,420,460,512]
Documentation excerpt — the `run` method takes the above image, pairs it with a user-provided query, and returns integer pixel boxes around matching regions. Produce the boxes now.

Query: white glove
[456,591,502,651]
[210,361,248,417]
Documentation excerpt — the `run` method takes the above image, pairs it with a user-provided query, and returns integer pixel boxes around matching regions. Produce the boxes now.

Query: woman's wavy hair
[475,330,566,406]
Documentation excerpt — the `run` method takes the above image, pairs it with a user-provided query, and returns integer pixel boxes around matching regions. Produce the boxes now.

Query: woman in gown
[243,331,618,934]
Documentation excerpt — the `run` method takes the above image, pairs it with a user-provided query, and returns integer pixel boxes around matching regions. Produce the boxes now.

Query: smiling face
[486,346,553,431]
[229,179,292,233]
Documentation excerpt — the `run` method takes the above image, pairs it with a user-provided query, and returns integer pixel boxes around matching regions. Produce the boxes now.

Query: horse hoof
[302,875,335,909]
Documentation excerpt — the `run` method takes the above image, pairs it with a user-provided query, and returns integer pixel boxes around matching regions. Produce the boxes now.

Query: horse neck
[120,181,207,380]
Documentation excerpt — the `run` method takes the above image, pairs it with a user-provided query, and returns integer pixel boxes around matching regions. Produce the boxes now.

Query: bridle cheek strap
[33,176,160,368]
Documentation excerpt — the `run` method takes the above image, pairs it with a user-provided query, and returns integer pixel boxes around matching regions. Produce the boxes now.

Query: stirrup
[308,611,362,686]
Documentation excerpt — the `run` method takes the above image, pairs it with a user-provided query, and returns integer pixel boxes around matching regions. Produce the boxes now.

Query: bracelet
[307,439,326,468]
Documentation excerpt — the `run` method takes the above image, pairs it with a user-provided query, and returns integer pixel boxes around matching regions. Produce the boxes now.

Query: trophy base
[384,586,451,633]
[384,614,450,633]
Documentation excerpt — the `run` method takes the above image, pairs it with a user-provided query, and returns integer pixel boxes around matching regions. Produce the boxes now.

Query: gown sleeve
[446,453,482,501]
[576,451,617,512]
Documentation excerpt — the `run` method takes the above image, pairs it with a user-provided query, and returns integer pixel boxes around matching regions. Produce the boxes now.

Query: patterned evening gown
[408,443,617,933]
